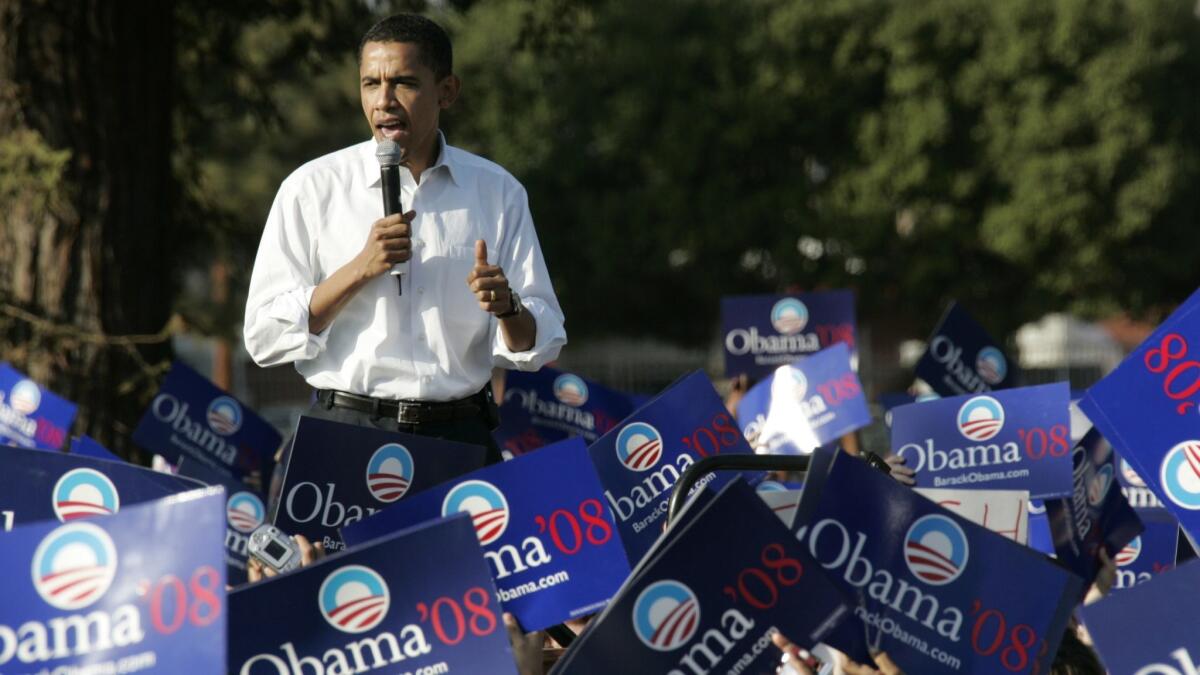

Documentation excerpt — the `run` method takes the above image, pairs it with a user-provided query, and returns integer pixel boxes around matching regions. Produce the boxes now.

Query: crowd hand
[884,454,916,486]
[724,374,751,415]
[772,633,816,675]
[246,534,325,583]
[1085,547,1117,605]
[356,211,414,279]
[468,239,515,316]
[504,612,545,675]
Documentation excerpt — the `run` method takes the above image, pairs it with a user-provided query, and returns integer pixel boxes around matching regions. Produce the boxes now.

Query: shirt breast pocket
[426,244,488,337]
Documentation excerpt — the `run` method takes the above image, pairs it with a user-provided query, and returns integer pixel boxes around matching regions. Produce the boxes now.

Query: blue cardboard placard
[1026,500,1056,556]
[1043,429,1144,590]
[550,479,851,675]
[1116,452,1166,509]
[177,458,265,587]
[493,366,635,456]
[0,444,204,530]
[1113,508,1179,592]
[588,370,758,565]
[1081,561,1200,675]
[914,302,1019,396]
[1079,288,1200,545]
[721,290,857,381]
[890,382,1074,499]
[69,434,123,463]
[274,415,487,553]
[132,360,281,485]
[791,450,1083,675]
[341,438,629,631]
[230,514,517,675]
[736,343,870,455]
[0,362,77,450]
[0,487,227,673]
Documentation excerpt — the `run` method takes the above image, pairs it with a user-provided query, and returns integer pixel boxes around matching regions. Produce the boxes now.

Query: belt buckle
[397,402,422,425]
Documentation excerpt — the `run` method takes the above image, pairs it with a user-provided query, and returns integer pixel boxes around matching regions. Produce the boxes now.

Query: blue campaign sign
[1081,561,1200,675]
[550,479,851,675]
[721,290,856,381]
[1043,428,1144,589]
[1079,288,1200,545]
[1117,451,1166,509]
[177,458,264,587]
[1026,501,1056,556]
[70,434,123,463]
[1114,508,1179,592]
[493,366,635,456]
[0,486,227,673]
[791,450,1083,675]
[132,360,281,485]
[230,514,517,675]
[735,343,870,455]
[890,382,1074,499]
[914,302,1019,397]
[275,415,487,553]
[0,362,77,450]
[341,438,629,631]
[0,444,204,530]
[588,370,759,565]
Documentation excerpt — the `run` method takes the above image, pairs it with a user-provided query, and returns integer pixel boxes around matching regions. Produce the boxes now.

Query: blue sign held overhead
[1082,561,1200,675]
[915,302,1019,397]
[69,434,123,463]
[1079,287,1200,546]
[0,444,204,531]
[274,415,487,553]
[1043,428,1144,590]
[550,480,851,675]
[493,367,636,456]
[1113,508,1179,592]
[132,360,281,485]
[737,343,871,455]
[588,370,759,566]
[890,382,1074,499]
[790,450,1083,675]
[0,486,227,673]
[342,438,630,632]
[0,362,77,451]
[230,514,518,675]
[721,291,856,381]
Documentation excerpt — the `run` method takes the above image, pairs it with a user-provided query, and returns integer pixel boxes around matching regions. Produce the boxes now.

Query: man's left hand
[468,239,516,316]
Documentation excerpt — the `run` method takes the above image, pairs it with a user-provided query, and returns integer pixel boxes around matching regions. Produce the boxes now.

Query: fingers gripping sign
[468,239,516,316]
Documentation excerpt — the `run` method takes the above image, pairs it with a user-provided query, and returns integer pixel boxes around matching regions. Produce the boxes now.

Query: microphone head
[375,140,404,167]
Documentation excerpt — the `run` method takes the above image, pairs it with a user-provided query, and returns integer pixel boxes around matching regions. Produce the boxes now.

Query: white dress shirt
[244,135,567,401]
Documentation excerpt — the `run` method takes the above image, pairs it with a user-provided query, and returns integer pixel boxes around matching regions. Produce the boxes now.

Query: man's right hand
[356,210,415,279]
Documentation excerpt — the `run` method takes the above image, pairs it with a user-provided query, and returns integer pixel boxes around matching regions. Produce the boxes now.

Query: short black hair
[358,14,453,80]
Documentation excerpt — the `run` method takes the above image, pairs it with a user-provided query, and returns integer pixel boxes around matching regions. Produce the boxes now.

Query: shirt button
[418,334,426,342]
[418,287,425,294]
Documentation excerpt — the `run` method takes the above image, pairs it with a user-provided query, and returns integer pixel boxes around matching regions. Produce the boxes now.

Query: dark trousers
[266,398,504,521]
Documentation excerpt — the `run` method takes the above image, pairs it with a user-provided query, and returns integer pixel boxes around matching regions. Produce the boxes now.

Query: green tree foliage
[445,0,1200,343]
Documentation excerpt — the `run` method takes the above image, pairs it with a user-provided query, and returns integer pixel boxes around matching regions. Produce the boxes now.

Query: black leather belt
[316,389,485,425]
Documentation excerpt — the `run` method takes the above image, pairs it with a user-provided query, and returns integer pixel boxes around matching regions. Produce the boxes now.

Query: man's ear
[438,74,462,109]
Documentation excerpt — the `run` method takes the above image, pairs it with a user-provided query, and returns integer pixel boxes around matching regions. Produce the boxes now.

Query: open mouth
[376,119,408,141]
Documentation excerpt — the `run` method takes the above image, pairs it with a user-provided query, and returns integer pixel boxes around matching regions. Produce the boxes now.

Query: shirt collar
[361,131,460,188]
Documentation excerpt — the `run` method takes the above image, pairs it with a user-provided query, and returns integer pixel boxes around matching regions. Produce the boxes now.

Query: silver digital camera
[248,525,301,574]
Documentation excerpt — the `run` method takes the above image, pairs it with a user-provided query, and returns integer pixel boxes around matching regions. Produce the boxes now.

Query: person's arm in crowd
[504,612,544,675]
[884,453,916,486]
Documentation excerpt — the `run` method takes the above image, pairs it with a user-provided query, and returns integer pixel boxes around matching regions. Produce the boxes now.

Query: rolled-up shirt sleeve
[243,181,329,367]
[492,183,567,370]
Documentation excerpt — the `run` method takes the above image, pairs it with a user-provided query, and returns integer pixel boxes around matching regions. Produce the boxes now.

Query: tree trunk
[0,0,176,460]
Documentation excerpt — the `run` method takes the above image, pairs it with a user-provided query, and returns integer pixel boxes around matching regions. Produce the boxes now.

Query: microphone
[375,140,406,294]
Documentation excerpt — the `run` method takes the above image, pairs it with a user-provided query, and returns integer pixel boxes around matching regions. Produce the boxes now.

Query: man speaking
[244,13,566,464]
